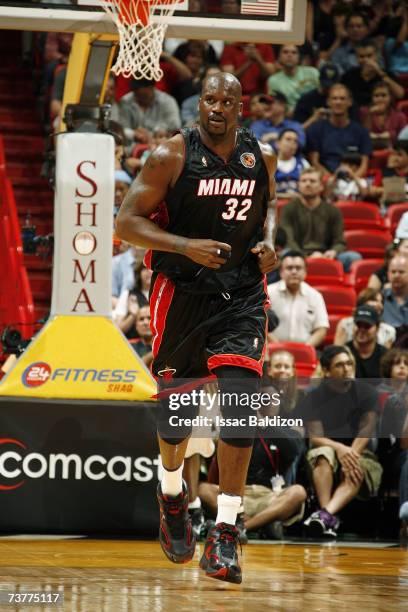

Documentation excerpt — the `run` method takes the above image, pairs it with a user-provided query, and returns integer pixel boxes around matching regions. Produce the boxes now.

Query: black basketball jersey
[149,127,270,293]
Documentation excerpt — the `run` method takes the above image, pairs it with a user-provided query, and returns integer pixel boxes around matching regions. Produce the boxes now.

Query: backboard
[0,0,307,44]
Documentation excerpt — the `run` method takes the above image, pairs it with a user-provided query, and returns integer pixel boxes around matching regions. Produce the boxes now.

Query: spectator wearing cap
[119,77,181,145]
[267,250,329,347]
[267,45,319,115]
[241,93,272,129]
[293,62,341,130]
[346,305,388,379]
[250,92,306,150]
[382,254,408,330]
[220,42,276,96]
[341,39,404,108]
[306,83,372,177]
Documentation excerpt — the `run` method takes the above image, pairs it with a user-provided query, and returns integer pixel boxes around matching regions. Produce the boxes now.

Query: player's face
[199,81,241,138]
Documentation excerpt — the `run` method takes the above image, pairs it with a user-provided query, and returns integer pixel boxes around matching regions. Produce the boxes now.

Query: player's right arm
[115,135,231,269]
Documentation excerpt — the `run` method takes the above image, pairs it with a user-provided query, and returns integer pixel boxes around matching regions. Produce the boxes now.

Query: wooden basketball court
[1,538,407,610]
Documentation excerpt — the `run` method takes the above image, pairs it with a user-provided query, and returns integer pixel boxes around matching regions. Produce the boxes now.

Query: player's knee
[155,392,199,443]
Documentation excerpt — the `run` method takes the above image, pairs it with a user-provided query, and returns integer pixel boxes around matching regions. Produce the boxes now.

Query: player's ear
[238,102,243,117]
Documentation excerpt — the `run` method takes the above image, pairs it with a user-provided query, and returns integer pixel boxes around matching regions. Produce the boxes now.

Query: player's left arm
[251,145,278,273]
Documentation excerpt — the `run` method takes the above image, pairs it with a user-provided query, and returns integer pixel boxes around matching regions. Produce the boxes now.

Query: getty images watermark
[166,387,304,429]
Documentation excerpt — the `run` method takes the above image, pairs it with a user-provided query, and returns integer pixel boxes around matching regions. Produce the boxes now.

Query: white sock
[216,493,241,526]
[188,497,202,510]
[161,463,183,497]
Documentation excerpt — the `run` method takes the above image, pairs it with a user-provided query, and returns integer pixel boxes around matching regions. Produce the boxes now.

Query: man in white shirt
[268,251,329,347]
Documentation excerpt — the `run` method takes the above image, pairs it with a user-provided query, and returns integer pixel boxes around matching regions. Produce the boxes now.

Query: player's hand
[251,241,278,273]
[184,239,232,269]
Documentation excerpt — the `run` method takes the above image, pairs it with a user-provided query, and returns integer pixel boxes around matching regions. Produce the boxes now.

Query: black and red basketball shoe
[157,480,196,564]
[199,522,242,583]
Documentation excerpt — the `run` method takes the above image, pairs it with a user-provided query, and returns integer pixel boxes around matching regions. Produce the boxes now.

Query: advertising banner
[0,397,160,535]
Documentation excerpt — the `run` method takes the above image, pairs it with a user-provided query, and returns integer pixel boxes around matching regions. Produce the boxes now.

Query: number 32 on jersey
[222,198,252,221]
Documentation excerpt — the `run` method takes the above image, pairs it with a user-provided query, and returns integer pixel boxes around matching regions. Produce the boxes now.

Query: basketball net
[99,0,181,81]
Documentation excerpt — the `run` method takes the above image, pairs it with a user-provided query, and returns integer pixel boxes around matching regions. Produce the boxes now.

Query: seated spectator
[306,84,372,177]
[368,243,397,292]
[325,152,372,202]
[334,287,396,349]
[199,433,306,540]
[278,167,362,271]
[383,254,408,330]
[241,93,271,129]
[305,0,338,58]
[103,73,120,123]
[361,81,407,150]
[250,92,306,150]
[275,129,310,195]
[129,305,153,366]
[220,42,276,96]
[301,345,382,538]
[341,39,404,108]
[330,11,371,74]
[346,305,388,379]
[112,245,145,300]
[119,78,181,145]
[267,250,329,347]
[262,349,306,485]
[114,170,132,219]
[382,140,408,201]
[267,45,319,114]
[396,217,408,241]
[401,415,408,539]
[380,347,408,392]
[114,262,152,338]
[293,62,341,130]
[180,65,220,126]
[138,126,171,168]
[169,40,208,105]
[384,3,408,76]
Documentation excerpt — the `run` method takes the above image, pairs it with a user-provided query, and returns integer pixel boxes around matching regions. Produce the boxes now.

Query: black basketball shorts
[149,273,269,378]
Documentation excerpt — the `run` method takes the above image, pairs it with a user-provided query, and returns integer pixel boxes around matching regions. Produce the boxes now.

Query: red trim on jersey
[144,250,153,270]
[150,273,175,358]
[207,354,263,376]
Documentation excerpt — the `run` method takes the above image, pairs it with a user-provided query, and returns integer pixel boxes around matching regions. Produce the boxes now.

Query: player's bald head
[201,72,242,99]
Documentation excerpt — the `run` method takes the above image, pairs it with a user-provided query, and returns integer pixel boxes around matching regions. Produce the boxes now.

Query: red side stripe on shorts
[150,273,175,358]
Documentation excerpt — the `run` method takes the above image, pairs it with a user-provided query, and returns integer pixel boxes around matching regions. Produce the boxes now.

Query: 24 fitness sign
[21,362,138,393]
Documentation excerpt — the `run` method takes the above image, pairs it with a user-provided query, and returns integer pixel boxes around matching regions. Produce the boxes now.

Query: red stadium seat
[335,200,384,231]
[269,342,318,377]
[347,258,384,294]
[345,229,393,259]
[305,257,344,286]
[313,284,357,316]
[384,202,408,236]
[276,198,291,222]
[323,313,344,346]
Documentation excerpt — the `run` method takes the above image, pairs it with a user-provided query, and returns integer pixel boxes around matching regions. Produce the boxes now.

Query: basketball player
[116,72,277,583]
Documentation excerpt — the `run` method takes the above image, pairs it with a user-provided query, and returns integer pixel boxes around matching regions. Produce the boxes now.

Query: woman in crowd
[361,81,407,150]
[334,287,396,349]
[113,262,152,338]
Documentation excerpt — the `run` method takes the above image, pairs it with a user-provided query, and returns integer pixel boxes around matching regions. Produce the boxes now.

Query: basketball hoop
[99,0,182,81]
